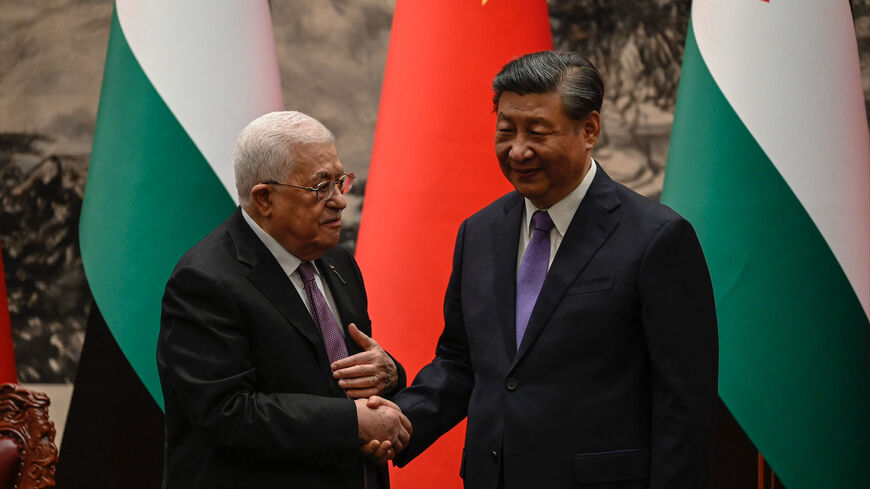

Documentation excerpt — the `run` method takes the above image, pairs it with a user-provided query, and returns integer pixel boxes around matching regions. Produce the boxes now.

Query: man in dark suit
[157,111,410,488]
[385,51,718,488]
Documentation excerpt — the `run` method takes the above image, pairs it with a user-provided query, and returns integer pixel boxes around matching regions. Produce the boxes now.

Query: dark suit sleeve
[159,265,360,466]
[639,218,718,488]
[393,220,475,466]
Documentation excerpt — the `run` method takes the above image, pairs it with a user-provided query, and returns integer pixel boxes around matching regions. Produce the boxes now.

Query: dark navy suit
[394,166,717,488]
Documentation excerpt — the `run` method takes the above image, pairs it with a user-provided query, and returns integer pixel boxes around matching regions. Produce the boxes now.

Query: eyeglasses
[264,173,355,201]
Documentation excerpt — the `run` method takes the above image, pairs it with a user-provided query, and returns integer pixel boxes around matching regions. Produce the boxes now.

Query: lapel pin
[329,265,347,285]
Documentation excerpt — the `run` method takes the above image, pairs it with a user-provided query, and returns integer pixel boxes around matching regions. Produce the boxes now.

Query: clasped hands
[332,324,411,465]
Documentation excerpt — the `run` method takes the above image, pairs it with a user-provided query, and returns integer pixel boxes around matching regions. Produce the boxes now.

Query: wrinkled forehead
[289,142,343,179]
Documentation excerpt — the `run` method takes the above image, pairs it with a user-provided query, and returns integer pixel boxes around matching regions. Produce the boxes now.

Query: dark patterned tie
[297,261,349,363]
[296,261,379,489]
[515,211,554,349]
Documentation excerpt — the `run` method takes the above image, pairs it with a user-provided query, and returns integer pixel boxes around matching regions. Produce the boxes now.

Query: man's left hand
[332,324,398,398]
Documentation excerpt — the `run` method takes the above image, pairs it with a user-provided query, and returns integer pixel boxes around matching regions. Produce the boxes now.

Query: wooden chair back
[0,384,57,489]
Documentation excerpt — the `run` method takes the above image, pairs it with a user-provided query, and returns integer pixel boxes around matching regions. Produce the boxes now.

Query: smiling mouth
[512,167,541,176]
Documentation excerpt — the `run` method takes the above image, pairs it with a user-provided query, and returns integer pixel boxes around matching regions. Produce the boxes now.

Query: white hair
[234,111,335,207]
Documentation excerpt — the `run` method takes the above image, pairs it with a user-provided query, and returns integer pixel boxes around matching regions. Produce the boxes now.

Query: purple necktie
[297,261,349,364]
[297,262,379,489]
[516,211,554,349]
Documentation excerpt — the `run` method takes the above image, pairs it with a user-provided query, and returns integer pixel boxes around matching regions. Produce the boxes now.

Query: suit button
[490,450,498,460]
[505,377,518,390]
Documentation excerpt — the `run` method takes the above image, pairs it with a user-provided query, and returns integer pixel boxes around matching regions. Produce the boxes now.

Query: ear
[250,183,274,217]
[582,111,601,149]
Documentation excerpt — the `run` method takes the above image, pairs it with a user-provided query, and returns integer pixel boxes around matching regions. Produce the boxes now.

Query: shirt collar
[523,158,597,238]
[241,207,311,278]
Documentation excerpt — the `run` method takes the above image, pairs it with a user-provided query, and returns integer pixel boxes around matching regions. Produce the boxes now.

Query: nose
[507,134,534,162]
[326,185,347,210]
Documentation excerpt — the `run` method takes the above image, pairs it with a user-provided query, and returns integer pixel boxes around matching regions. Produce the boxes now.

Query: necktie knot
[297,261,316,285]
[516,210,554,350]
[532,211,554,233]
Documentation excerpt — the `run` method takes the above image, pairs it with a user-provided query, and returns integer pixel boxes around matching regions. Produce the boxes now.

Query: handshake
[329,324,412,465]
[355,396,412,465]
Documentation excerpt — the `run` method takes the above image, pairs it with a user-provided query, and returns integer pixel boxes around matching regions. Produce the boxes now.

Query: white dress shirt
[516,159,597,276]
[241,208,345,336]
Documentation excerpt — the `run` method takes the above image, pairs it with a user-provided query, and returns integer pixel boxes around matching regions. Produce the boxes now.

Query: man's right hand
[361,439,394,465]
[355,396,412,456]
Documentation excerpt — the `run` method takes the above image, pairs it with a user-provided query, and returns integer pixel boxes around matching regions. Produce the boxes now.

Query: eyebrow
[528,119,555,128]
[311,170,344,182]
[525,116,550,124]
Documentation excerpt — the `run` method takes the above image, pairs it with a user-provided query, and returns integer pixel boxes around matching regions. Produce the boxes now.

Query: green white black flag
[663,1,869,488]
[61,2,282,485]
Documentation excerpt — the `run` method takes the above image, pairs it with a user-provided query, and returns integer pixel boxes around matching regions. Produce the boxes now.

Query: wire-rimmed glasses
[264,173,354,201]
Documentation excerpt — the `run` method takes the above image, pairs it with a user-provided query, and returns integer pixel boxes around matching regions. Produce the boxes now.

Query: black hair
[492,51,604,121]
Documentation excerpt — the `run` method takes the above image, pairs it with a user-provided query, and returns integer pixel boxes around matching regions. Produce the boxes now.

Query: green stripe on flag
[80,8,235,410]
[663,22,870,489]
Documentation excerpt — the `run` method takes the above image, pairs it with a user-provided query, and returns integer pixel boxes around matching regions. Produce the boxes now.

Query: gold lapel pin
[329,265,347,285]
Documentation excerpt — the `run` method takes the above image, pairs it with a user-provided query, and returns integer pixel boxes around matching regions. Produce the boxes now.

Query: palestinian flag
[354,1,552,487]
[663,1,870,489]
[57,1,282,486]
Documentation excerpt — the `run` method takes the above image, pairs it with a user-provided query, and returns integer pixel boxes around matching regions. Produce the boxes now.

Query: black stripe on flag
[55,301,164,488]
[713,396,786,489]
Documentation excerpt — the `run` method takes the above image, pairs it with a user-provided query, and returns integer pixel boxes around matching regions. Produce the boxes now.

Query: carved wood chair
[0,384,57,489]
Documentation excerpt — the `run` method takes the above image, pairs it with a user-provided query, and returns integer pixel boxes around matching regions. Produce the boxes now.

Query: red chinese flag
[355,1,551,487]
[0,243,16,384]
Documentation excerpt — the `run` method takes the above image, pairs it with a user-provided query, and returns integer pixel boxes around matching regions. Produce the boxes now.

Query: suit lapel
[227,209,322,347]
[493,194,525,359]
[316,255,362,356]
[512,167,622,368]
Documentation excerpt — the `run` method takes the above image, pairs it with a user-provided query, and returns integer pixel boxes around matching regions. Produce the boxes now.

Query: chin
[322,233,341,249]
[511,183,544,200]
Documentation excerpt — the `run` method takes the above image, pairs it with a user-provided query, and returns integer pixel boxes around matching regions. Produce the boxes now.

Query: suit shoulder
[464,191,521,226]
[612,181,687,228]
[171,214,237,277]
[599,179,703,255]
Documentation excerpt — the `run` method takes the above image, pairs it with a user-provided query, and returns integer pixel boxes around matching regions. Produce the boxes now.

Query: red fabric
[0,243,15,384]
[355,1,551,487]
[0,437,20,489]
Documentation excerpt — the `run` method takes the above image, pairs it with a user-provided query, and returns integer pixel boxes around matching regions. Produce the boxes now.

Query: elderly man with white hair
[157,111,409,489]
